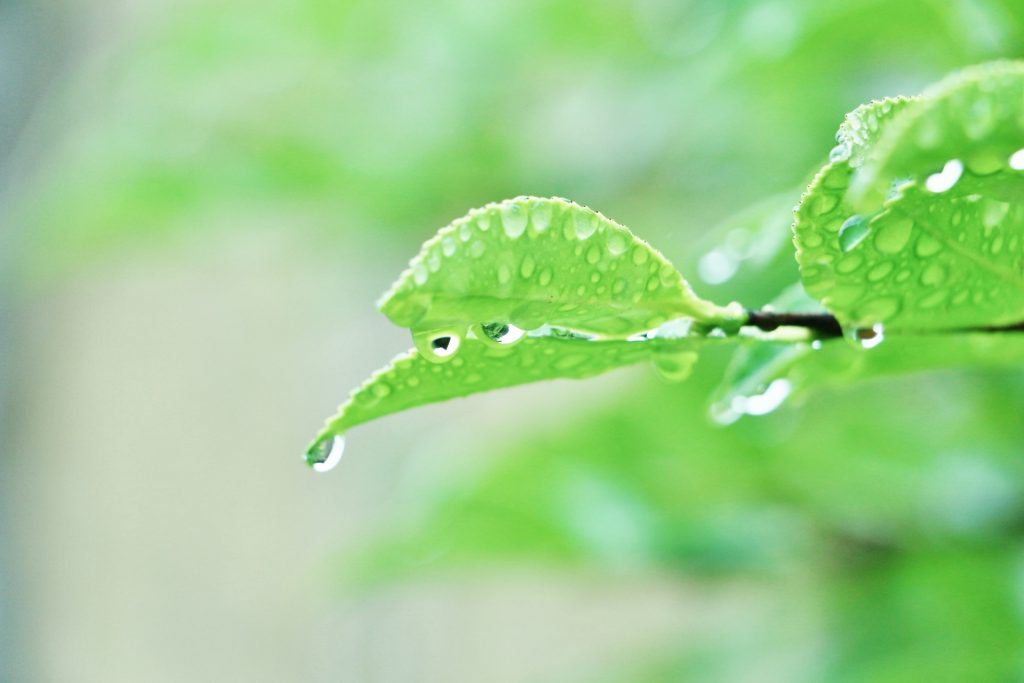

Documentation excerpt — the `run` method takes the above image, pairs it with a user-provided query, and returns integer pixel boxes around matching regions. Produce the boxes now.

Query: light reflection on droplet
[925,159,964,193]
[855,324,885,349]
[1010,149,1024,171]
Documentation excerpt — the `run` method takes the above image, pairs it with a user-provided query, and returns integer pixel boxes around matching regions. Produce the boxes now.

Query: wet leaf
[378,196,744,341]
[306,334,713,459]
[795,63,1024,329]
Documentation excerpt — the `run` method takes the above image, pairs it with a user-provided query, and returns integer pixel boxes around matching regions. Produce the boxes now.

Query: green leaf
[305,333,707,466]
[795,63,1024,329]
[378,197,743,352]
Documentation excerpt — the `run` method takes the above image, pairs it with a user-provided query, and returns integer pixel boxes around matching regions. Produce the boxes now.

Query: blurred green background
[3,1,1024,680]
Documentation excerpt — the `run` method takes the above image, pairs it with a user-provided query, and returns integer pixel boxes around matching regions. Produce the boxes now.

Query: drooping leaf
[306,333,709,464]
[795,63,1024,330]
[377,197,744,350]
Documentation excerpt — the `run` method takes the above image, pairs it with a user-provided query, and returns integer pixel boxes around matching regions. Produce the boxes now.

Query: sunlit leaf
[795,63,1024,329]
[378,196,744,345]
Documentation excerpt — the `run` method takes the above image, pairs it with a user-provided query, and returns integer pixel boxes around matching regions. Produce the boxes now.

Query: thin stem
[745,310,844,338]
[744,310,1024,339]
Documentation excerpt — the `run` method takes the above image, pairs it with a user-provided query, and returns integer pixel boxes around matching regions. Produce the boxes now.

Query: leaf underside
[309,334,708,451]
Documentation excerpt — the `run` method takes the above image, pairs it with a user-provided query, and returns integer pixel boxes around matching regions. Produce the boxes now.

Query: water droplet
[606,231,628,256]
[653,351,698,382]
[612,278,627,295]
[852,324,885,349]
[468,241,486,258]
[965,150,1004,176]
[414,330,462,363]
[412,263,429,286]
[828,143,851,163]
[441,236,457,257]
[698,248,739,284]
[476,212,492,231]
[474,322,526,348]
[873,215,913,254]
[574,211,598,239]
[631,246,649,266]
[520,255,536,279]
[530,201,553,232]
[1010,149,1024,171]
[589,272,600,284]
[585,245,601,264]
[925,159,963,193]
[306,435,345,473]
[538,268,553,286]
[458,221,473,242]
[838,215,869,252]
[426,252,441,272]
[502,203,528,238]
[497,264,512,284]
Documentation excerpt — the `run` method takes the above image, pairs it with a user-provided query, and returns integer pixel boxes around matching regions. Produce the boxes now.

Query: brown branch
[744,310,1024,338]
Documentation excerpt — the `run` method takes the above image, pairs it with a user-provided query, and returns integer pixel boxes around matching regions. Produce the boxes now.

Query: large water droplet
[829,143,851,163]
[414,330,463,363]
[474,322,526,348]
[502,203,528,238]
[925,159,963,193]
[838,215,869,252]
[306,435,345,473]
[606,231,627,256]
[574,211,598,239]
[530,201,553,232]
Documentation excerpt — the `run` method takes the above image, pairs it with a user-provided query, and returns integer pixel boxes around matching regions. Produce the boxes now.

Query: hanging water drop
[851,324,885,349]
[413,330,463,363]
[306,435,345,473]
[473,322,526,348]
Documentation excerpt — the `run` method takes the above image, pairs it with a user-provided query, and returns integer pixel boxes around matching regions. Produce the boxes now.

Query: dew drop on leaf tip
[306,435,345,473]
